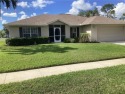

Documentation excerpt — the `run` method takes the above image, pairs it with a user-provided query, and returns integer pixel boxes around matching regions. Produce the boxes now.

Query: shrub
[64,38,75,43]
[90,41,100,43]
[6,37,49,46]
[80,33,90,43]
[74,37,79,43]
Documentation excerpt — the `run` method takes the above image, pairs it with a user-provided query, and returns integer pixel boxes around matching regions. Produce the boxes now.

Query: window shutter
[49,25,54,36]
[70,28,73,38]
[77,27,79,37]
[49,25,54,42]
[38,27,41,37]
[19,27,23,38]
[61,25,65,36]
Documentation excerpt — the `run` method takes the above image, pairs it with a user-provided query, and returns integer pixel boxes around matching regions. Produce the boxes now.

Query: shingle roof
[4,14,125,26]
[5,14,87,26]
[82,16,125,25]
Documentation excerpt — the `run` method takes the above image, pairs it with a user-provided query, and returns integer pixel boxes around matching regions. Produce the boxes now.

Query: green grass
[1,65,125,94]
[0,38,6,46]
[0,40,125,73]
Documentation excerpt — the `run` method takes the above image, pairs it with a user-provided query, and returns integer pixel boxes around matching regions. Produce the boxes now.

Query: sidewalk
[1,58,125,85]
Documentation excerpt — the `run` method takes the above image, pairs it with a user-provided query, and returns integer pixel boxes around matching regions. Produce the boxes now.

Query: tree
[78,8,100,17]
[85,10,93,17]
[1,0,18,9]
[120,13,125,20]
[101,4,115,18]
[93,8,100,16]
[4,28,9,38]
[109,10,115,18]
[0,30,6,38]
[0,0,18,18]
[78,10,86,17]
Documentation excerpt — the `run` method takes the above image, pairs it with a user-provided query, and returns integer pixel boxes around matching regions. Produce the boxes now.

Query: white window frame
[22,27,39,37]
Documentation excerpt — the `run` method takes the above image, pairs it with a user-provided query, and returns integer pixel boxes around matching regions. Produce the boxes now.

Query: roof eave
[4,24,48,27]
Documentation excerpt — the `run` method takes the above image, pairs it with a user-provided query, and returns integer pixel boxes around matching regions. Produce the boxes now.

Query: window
[31,27,38,37]
[22,27,30,37]
[22,27,39,38]
[70,27,79,38]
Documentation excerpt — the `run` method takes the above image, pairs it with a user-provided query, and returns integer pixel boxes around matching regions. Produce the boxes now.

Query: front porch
[48,20,80,42]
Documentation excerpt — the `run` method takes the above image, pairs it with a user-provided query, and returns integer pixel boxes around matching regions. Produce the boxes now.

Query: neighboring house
[3,14,125,42]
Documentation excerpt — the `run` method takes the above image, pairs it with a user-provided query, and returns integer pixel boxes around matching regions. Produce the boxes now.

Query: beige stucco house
[4,14,125,42]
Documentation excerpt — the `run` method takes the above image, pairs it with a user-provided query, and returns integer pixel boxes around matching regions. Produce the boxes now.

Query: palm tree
[93,8,100,16]
[1,0,18,9]
[0,0,18,18]
[78,8,100,17]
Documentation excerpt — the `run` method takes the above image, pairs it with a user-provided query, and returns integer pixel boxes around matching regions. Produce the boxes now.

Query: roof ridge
[90,16,99,24]
[81,16,97,25]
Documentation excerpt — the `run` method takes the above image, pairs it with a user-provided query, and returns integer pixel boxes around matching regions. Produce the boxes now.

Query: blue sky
[1,0,125,30]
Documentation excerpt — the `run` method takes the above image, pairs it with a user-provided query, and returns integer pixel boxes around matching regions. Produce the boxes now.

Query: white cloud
[43,12,48,14]
[1,9,4,14]
[3,12,17,17]
[31,0,54,8]
[18,12,37,20]
[18,14,29,20]
[67,0,97,15]
[2,20,8,24]
[96,6,106,16]
[0,17,2,21]
[19,11,25,15]
[97,3,125,18]
[31,13,37,17]
[114,2,125,18]
[17,1,29,8]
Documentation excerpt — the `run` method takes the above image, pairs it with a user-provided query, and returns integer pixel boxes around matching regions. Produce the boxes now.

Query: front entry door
[54,27,61,42]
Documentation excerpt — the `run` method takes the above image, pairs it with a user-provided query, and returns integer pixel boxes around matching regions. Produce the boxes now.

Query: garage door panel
[98,26,124,42]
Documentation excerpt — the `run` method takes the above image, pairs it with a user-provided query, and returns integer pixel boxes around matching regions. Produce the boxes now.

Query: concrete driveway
[111,41,125,46]
[103,41,125,46]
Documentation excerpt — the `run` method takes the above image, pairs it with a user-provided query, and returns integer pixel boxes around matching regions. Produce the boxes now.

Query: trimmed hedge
[64,38,75,43]
[64,36,99,43]
[6,37,49,46]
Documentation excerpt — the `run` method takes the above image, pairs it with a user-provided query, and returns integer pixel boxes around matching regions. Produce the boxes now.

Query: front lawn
[0,38,6,46]
[0,65,125,94]
[0,40,125,73]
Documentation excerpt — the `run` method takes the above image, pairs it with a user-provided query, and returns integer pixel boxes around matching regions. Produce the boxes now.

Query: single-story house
[4,14,125,42]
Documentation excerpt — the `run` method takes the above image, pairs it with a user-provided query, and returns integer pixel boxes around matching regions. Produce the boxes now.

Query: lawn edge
[1,57,125,73]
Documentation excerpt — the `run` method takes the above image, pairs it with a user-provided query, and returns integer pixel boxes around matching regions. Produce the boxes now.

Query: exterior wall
[7,25,71,38]
[82,25,91,33]
[41,26,49,37]
[79,26,84,33]
[6,21,87,39]
[81,25,93,41]
[91,25,97,41]
[65,25,70,38]
[7,26,19,38]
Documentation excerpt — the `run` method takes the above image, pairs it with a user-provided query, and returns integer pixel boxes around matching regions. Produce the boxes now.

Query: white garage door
[97,26,125,42]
